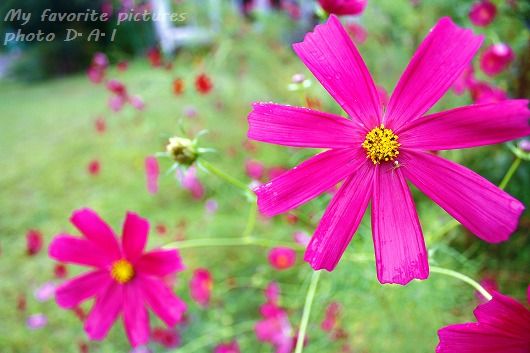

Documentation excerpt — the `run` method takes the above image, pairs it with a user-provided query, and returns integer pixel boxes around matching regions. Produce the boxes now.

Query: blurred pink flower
[321,302,341,332]
[346,23,367,44]
[94,117,106,134]
[129,95,145,111]
[452,65,476,95]
[436,291,530,352]
[178,167,205,199]
[268,247,297,270]
[205,198,219,215]
[107,79,127,96]
[34,282,56,302]
[101,2,113,18]
[27,314,48,330]
[145,156,159,194]
[480,43,515,76]
[190,268,213,307]
[54,263,68,278]
[26,229,43,256]
[147,47,162,68]
[87,160,101,176]
[214,341,241,353]
[469,0,496,27]
[318,0,367,16]
[117,61,129,72]
[293,231,311,247]
[87,66,105,84]
[151,327,180,348]
[248,16,529,284]
[246,159,265,180]
[49,209,187,347]
[470,81,508,104]
[109,95,126,112]
[92,53,109,69]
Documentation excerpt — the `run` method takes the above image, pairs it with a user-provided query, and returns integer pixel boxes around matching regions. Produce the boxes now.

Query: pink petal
[49,235,113,268]
[256,148,365,216]
[248,103,363,148]
[136,249,185,277]
[371,165,429,285]
[55,270,110,308]
[123,284,150,347]
[292,15,381,129]
[401,151,524,243]
[399,100,530,150]
[122,212,149,263]
[70,208,121,259]
[473,293,530,338]
[385,17,483,130]
[140,275,187,327]
[145,156,159,194]
[84,281,123,340]
[304,162,373,271]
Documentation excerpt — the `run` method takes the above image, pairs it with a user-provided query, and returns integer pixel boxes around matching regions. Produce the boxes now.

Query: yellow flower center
[362,124,400,164]
[110,259,135,284]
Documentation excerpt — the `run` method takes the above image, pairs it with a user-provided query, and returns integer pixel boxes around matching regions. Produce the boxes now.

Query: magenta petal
[248,103,363,148]
[399,100,530,150]
[256,148,365,216]
[70,208,121,259]
[473,293,530,338]
[123,284,150,347]
[49,235,113,268]
[136,249,185,277]
[305,163,373,271]
[401,151,524,243]
[55,271,109,308]
[292,15,381,129]
[386,17,483,130]
[122,212,149,263]
[145,156,159,194]
[140,276,187,327]
[84,281,123,340]
[371,165,429,285]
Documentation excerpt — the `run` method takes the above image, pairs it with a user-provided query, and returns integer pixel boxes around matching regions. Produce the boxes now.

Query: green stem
[242,200,257,239]
[164,237,303,251]
[499,156,521,190]
[430,266,492,301]
[294,271,322,353]
[200,159,250,192]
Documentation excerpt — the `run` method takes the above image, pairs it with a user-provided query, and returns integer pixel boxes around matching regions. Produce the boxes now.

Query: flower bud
[166,137,198,166]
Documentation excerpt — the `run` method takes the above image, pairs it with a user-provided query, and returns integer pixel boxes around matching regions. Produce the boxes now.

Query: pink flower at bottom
[49,209,187,347]
[190,268,213,307]
[268,247,297,270]
[144,156,159,194]
[436,291,530,352]
[214,341,241,353]
[248,16,529,285]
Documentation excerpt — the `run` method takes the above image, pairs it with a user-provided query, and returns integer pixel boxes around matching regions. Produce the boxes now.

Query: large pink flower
[436,291,530,352]
[247,16,529,285]
[49,209,187,347]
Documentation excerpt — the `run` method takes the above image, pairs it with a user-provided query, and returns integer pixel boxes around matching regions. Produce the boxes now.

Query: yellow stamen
[362,124,400,164]
[110,259,135,284]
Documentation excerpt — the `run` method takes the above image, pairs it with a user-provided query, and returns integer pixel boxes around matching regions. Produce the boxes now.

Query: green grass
[0,3,529,353]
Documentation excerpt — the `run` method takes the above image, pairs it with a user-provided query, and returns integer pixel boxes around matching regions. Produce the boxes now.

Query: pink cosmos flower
[469,0,497,27]
[190,268,213,307]
[214,341,241,353]
[480,43,515,76]
[145,156,159,194]
[293,231,311,247]
[49,209,187,347]
[27,313,48,330]
[436,291,530,352]
[109,95,126,112]
[246,159,265,180]
[178,167,205,199]
[87,66,105,84]
[26,229,43,256]
[87,160,101,176]
[470,81,508,104]
[107,79,127,96]
[247,16,529,285]
[268,247,297,270]
[318,0,367,16]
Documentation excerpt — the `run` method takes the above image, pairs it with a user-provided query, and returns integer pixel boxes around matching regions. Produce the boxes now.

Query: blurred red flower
[54,263,68,278]
[151,327,180,348]
[26,229,43,256]
[87,160,101,176]
[268,247,297,270]
[195,74,213,94]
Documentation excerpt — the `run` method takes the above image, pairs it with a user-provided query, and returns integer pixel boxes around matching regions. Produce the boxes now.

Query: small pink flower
[470,81,507,104]
[178,167,205,200]
[92,53,109,69]
[129,95,145,111]
[321,302,341,332]
[109,95,126,112]
[87,160,101,176]
[27,313,48,330]
[480,43,515,76]
[94,117,106,134]
[106,79,127,96]
[145,156,159,194]
[346,23,367,45]
[147,47,162,67]
[293,231,311,247]
[268,247,297,270]
[452,65,476,95]
[248,16,529,285]
[436,291,530,352]
[54,263,68,278]
[469,0,497,27]
[49,209,187,347]
[117,61,129,72]
[205,199,219,215]
[214,341,241,353]
[87,66,105,84]
[27,229,43,256]
[190,268,213,307]
[151,327,180,348]
[34,282,56,302]
[246,159,265,180]
[318,0,367,16]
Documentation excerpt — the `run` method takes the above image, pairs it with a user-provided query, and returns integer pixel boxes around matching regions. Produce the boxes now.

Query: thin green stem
[164,237,303,251]
[430,266,492,301]
[294,270,322,353]
[200,159,249,192]
[499,156,521,190]
[242,200,257,239]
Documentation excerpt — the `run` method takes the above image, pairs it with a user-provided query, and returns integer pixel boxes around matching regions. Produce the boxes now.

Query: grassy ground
[1,3,529,353]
